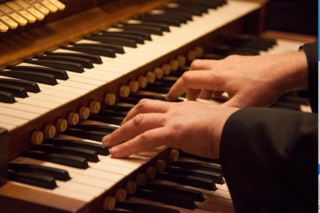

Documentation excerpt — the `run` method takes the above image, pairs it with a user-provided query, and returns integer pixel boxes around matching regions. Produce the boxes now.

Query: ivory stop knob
[177,55,186,67]
[154,68,164,79]
[162,64,171,75]
[136,173,147,186]
[68,112,79,126]
[170,60,179,71]
[115,188,126,202]
[195,46,204,58]
[89,101,100,114]
[138,76,147,88]
[44,124,56,138]
[56,119,67,132]
[126,181,137,195]
[169,149,180,162]
[129,80,139,93]
[79,107,90,120]
[146,167,156,179]
[31,131,44,145]
[119,85,130,98]
[105,93,116,106]
[146,72,156,83]
[155,160,166,172]
[187,50,197,61]
[103,197,115,211]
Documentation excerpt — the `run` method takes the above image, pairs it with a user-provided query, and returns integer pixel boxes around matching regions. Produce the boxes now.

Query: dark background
[265,0,318,36]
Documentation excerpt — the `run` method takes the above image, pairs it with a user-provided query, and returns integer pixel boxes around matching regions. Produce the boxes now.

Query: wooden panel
[0,0,171,70]
[0,128,8,186]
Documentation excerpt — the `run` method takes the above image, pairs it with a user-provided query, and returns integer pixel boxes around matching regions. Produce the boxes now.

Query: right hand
[166,52,308,108]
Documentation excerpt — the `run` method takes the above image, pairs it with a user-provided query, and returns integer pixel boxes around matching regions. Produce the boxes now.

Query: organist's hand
[102,100,238,158]
[166,52,308,108]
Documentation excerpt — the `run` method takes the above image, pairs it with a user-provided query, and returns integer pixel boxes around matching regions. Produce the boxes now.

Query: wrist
[276,52,309,93]
[213,107,239,158]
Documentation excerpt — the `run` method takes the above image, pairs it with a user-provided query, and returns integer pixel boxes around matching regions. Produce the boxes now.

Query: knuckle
[226,55,240,61]
[140,131,153,147]
[190,59,200,70]
[133,114,145,126]
[181,71,192,82]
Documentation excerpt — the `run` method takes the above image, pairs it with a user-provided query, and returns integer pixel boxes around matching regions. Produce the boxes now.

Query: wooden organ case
[0,0,315,212]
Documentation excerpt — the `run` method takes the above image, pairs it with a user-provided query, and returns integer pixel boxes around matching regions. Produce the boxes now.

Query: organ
[0,0,316,212]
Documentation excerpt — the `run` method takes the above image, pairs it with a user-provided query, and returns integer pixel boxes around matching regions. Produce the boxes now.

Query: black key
[115,25,163,36]
[75,124,117,134]
[165,166,224,184]
[64,128,106,142]
[10,66,69,80]
[45,138,109,156]
[8,171,57,189]
[123,22,170,32]
[130,94,167,101]
[179,1,219,9]
[85,36,137,48]
[0,84,28,98]
[104,30,152,41]
[23,151,89,169]
[90,114,123,125]
[0,71,57,85]
[134,188,197,210]
[74,42,125,54]
[0,78,40,93]
[62,46,116,58]
[163,7,203,16]
[26,60,84,73]
[180,151,221,164]
[47,52,103,64]
[98,109,128,118]
[107,104,134,112]
[162,11,193,21]
[120,97,140,105]
[170,161,222,174]
[156,172,217,190]
[116,202,179,213]
[96,32,145,44]
[8,163,70,181]
[37,55,94,69]
[138,16,181,27]
[159,13,189,23]
[144,85,171,94]
[33,144,99,162]
[144,183,205,202]
[178,4,209,13]
[0,91,15,103]
[142,13,187,24]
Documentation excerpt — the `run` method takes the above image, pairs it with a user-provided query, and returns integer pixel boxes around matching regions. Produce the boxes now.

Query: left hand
[102,99,238,159]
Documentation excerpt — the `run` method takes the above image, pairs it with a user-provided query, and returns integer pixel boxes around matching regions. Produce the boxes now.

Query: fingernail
[110,147,120,156]
[102,135,111,145]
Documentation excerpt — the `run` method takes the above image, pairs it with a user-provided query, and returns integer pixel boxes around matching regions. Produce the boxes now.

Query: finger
[190,59,216,70]
[122,99,170,124]
[102,113,165,147]
[222,95,244,108]
[186,88,200,100]
[199,89,213,99]
[166,77,187,101]
[110,127,173,158]
[182,71,224,90]
[167,70,221,101]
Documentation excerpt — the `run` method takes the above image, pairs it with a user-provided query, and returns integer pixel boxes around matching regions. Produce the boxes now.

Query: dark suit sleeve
[220,108,318,213]
[299,42,318,112]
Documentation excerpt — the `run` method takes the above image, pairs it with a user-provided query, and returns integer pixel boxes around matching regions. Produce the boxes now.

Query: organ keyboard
[0,0,316,212]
